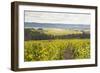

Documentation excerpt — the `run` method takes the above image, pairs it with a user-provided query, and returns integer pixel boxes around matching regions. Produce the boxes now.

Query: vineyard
[24,39,90,61]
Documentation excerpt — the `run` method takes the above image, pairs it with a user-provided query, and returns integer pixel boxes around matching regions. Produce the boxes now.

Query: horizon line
[24,22,90,25]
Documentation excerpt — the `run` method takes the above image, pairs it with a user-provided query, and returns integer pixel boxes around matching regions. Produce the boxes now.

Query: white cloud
[25,11,91,25]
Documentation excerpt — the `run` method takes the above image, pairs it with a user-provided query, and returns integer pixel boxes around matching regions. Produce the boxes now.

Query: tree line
[24,29,90,41]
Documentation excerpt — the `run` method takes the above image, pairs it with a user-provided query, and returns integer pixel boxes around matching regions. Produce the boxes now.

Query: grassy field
[24,39,90,61]
[43,28,82,36]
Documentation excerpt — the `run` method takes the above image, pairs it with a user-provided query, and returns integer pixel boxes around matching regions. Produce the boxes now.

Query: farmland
[24,28,90,61]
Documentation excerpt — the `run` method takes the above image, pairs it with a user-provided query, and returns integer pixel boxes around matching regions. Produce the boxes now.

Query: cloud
[25,11,91,25]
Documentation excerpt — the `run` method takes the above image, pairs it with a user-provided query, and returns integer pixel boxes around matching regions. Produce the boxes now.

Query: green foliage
[24,39,90,61]
[24,28,90,40]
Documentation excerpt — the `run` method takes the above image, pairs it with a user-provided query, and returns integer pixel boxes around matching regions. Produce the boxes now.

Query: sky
[24,11,91,25]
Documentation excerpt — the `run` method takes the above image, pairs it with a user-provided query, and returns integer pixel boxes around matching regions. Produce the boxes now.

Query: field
[24,28,90,61]
[43,28,82,35]
[24,39,90,61]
